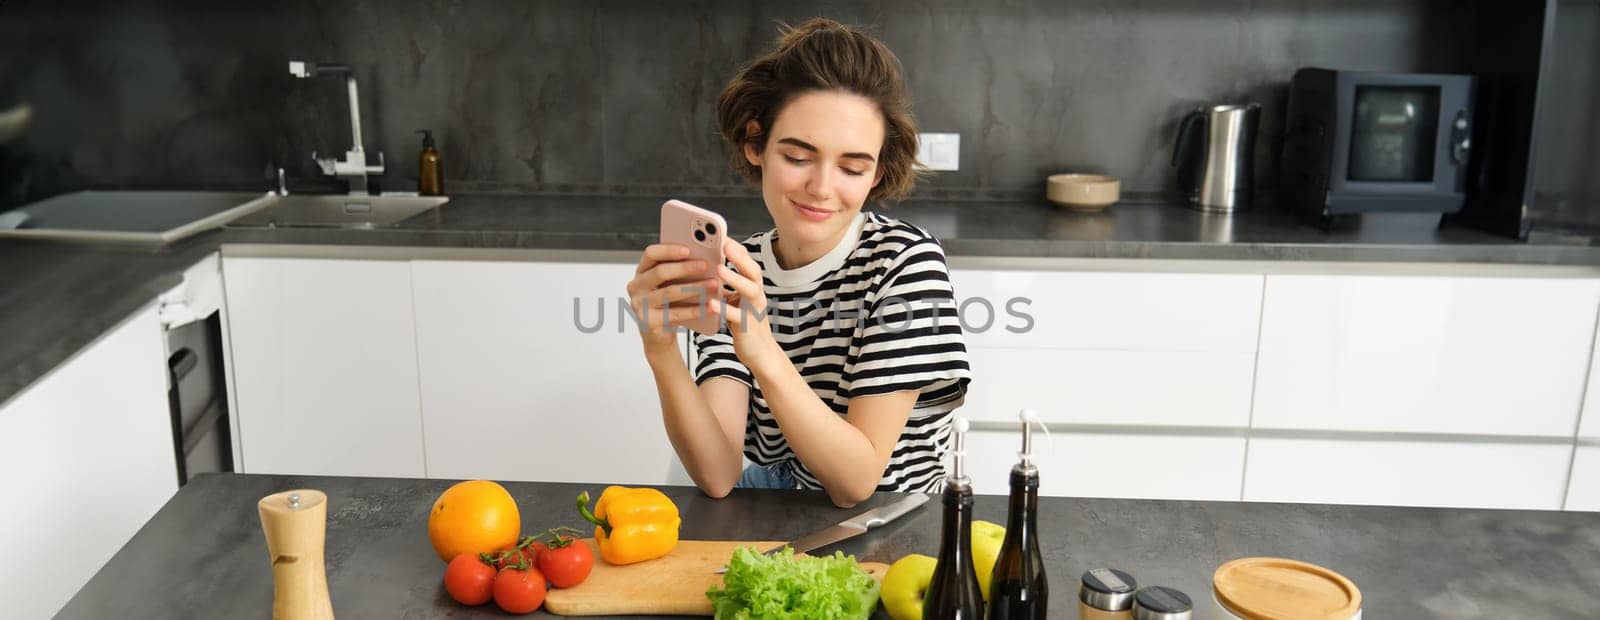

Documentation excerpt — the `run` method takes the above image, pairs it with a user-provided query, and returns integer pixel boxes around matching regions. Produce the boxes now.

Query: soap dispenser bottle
[988,408,1048,618]
[416,129,443,196]
[925,417,984,619]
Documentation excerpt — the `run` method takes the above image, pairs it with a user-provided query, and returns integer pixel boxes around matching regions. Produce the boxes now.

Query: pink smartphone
[659,199,728,336]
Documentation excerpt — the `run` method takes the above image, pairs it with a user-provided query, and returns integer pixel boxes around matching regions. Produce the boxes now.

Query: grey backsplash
[0,0,1480,207]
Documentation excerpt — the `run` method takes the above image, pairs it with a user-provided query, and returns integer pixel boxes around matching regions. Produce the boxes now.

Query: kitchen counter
[0,236,220,408]
[6,192,1600,408]
[227,193,1600,264]
[59,473,1600,618]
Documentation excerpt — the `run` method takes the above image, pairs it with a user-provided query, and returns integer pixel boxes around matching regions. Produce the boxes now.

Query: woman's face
[745,90,884,257]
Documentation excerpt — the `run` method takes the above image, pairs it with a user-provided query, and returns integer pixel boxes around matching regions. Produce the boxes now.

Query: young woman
[625,18,970,508]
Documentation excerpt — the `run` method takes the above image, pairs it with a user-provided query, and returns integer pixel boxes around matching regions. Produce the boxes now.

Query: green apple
[971,520,1007,601]
[881,554,937,620]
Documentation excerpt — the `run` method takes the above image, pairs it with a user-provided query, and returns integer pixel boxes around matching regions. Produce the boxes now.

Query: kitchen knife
[716,493,930,573]
[777,493,930,555]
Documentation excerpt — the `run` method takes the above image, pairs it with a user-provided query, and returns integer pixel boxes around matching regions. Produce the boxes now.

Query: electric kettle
[1171,103,1260,213]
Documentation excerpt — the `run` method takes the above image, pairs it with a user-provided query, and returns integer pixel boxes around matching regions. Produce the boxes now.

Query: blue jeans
[736,462,796,489]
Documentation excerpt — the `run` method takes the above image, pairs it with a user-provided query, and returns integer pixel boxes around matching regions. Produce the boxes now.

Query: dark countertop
[229,193,1600,264]
[0,235,220,407]
[6,192,1600,408]
[58,473,1600,618]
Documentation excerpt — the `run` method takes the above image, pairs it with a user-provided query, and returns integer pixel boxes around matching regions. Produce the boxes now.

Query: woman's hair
[715,18,922,203]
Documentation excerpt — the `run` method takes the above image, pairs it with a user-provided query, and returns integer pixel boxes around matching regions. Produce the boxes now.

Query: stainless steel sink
[226,194,448,229]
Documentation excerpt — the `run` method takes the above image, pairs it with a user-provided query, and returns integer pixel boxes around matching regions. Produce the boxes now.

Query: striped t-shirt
[691,211,972,492]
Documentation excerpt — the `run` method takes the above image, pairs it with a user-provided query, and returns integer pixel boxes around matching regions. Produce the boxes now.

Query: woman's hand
[708,238,784,371]
[626,244,718,352]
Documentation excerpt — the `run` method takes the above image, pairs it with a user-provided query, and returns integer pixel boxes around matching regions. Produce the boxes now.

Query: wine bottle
[924,417,984,619]
[987,409,1048,618]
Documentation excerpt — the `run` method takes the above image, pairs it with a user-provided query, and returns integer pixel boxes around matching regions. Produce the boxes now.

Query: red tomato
[442,553,496,606]
[538,536,595,588]
[493,565,548,614]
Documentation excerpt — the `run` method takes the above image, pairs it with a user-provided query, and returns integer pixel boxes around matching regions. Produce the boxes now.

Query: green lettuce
[706,546,882,620]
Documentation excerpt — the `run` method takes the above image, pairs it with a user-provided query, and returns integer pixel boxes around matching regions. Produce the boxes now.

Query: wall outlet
[918,132,960,171]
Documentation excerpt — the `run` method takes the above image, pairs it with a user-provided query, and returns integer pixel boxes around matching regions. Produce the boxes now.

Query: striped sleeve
[692,329,752,387]
[844,236,971,409]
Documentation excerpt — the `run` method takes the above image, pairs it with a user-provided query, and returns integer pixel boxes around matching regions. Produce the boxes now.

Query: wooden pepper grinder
[258,489,335,620]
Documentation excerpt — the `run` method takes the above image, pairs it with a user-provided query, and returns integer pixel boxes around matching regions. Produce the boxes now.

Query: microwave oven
[1280,68,1477,229]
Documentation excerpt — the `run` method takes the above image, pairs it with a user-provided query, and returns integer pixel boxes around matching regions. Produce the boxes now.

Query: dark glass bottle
[987,469,1047,618]
[988,409,1047,618]
[416,129,443,196]
[924,418,983,619]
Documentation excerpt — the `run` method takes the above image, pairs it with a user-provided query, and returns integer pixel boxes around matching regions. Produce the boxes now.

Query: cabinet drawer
[963,347,1253,427]
[1581,326,1600,440]
[412,260,677,485]
[224,257,426,478]
[966,430,1245,501]
[949,270,1263,352]
[1243,438,1571,510]
[1252,275,1600,436]
[1567,446,1600,512]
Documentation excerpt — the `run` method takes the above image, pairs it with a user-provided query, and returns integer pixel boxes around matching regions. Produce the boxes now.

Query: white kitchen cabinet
[0,303,175,619]
[411,260,677,485]
[1252,275,1600,437]
[948,270,1264,352]
[949,269,1262,429]
[1566,446,1600,511]
[963,347,1254,427]
[222,257,426,478]
[966,429,1246,501]
[1243,438,1572,510]
[1579,324,1600,441]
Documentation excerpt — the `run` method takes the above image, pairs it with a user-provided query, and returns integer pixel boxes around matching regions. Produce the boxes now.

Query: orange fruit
[428,480,521,562]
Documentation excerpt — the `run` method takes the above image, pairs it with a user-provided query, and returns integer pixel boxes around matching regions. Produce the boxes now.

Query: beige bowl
[1046,173,1120,212]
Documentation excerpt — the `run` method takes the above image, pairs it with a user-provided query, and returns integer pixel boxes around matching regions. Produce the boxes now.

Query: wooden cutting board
[544,539,890,616]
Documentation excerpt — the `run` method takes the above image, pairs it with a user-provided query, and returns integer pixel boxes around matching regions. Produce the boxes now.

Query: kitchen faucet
[289,61,384,195]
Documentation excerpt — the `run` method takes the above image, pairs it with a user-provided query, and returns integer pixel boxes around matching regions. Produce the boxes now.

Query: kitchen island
[59,473,1600,618]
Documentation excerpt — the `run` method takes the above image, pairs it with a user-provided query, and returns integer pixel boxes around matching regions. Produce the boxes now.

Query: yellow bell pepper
[576,486,680,565]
